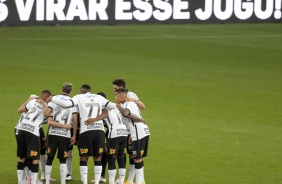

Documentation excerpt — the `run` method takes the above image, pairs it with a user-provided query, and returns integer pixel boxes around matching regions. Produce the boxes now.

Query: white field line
[0,34,281,41]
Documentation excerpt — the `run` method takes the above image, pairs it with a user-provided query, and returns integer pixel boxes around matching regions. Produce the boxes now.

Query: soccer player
[112,78,145,110]
[49,84,117,184]
[17,90,52,184]
[86,92,128,184]
[115,89,150,184]
[112,78,146,184]
[15,94,39,184]
[43,83,78,184]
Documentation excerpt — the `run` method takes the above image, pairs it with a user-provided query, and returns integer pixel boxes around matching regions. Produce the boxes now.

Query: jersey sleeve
[51,95,74,108]
[127,91,139,101]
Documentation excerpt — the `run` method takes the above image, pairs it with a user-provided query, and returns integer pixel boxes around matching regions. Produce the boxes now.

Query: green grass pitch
[0,23,282,183]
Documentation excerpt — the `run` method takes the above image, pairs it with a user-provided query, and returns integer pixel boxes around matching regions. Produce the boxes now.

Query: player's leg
[107,137,118,184]
[132,138,145,184]
[117,136,127,184]
[16,130,27,184]
[29,134,41,184]
[79,132,91,184]
[39,127,46,181]
[66,128,74,181]
[125,135,135,184]
[66,148,73,180]
[93,130,105,184]
[58,136,71,184]
[100,151,107,182]
[45,135,57,184]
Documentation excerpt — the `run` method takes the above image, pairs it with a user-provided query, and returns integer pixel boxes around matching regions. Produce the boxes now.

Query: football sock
[60,163,67,184]
[17,161,25,183]
[80,161,88,184]
[119,168,126,184]
[108,169,116,184]
[45,165,52,184]
[135,162,143,184]
[39,155,47,179]
[94,161,102,184]
[66,150,72,175]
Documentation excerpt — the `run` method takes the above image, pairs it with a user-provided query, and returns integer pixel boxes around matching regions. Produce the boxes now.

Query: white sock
[39,155,47,179]
[60,163,67,184]
[80,166,88,184]
[24,167,31,180]
[135,168,143,184]
[119,168,126,184]
[30,172,38,184]
[45,165,52,184]
[127,164,135,183]
[142,166,145,182]
[17,169,24,184]
[108,169,116,184]
[94,166,102,184]
[66,150,72,175]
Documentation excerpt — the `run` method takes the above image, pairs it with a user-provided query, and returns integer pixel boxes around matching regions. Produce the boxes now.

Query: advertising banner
[0,0,281,26]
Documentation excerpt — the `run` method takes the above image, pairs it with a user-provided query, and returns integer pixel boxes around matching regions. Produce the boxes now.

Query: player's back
[105,108,128,138]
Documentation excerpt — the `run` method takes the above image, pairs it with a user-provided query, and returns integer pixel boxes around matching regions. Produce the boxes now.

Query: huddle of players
[15,79,150,184]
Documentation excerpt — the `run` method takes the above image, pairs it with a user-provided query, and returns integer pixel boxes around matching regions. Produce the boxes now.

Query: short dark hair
[80,84,91,93]
[41,89,52,96]
[62,82,73,94]
[112,78,126,88]
[97,92,106,99]
[115,88,128,93]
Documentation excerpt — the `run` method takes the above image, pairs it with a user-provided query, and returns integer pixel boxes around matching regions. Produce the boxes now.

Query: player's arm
[44,107,52,117]
[47,116,72,130]
[50,95,74,108]
[70,113,78,146]
[127,114,146,124]
[116,104,146,124]
[84,108,109,125]
[17,96,35,113]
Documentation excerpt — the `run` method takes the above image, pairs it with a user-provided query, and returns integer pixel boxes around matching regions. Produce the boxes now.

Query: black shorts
[47,135,70,160]
[107,136,127,158]
[126,134,133,155]
[132,136,149,159]
[79,130,105,157]
[17,130,40,160]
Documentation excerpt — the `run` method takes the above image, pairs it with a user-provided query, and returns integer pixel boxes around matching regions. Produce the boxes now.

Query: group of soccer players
[15,78,150,184]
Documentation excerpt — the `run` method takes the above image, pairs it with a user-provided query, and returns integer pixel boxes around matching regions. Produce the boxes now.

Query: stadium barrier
[0,0,281,26]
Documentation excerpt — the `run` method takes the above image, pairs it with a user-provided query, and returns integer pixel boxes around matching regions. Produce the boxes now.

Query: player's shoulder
[127,91,139,99]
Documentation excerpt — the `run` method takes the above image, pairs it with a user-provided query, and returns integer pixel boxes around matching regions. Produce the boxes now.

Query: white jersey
[17,99,47,137]
[47,95,75,138]
[72,92,111,134]
[121,102,150,141]
[104,108,128,139]
[127,91,139,101]
[15,113,25,135]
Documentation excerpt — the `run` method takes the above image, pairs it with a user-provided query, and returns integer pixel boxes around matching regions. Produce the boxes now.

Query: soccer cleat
[66,174,73,181]
[133,182,145,184]
[100,177,106,183]
[124,181,134,184]
[40,177,56,182]
[90,177,106,183]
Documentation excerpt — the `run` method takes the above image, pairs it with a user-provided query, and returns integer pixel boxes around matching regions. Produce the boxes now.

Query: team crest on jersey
[109,149,116,155]
[80,148,88,154]
[64,151,69,158]
[30,150,38,156]
[99,148,104,153]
